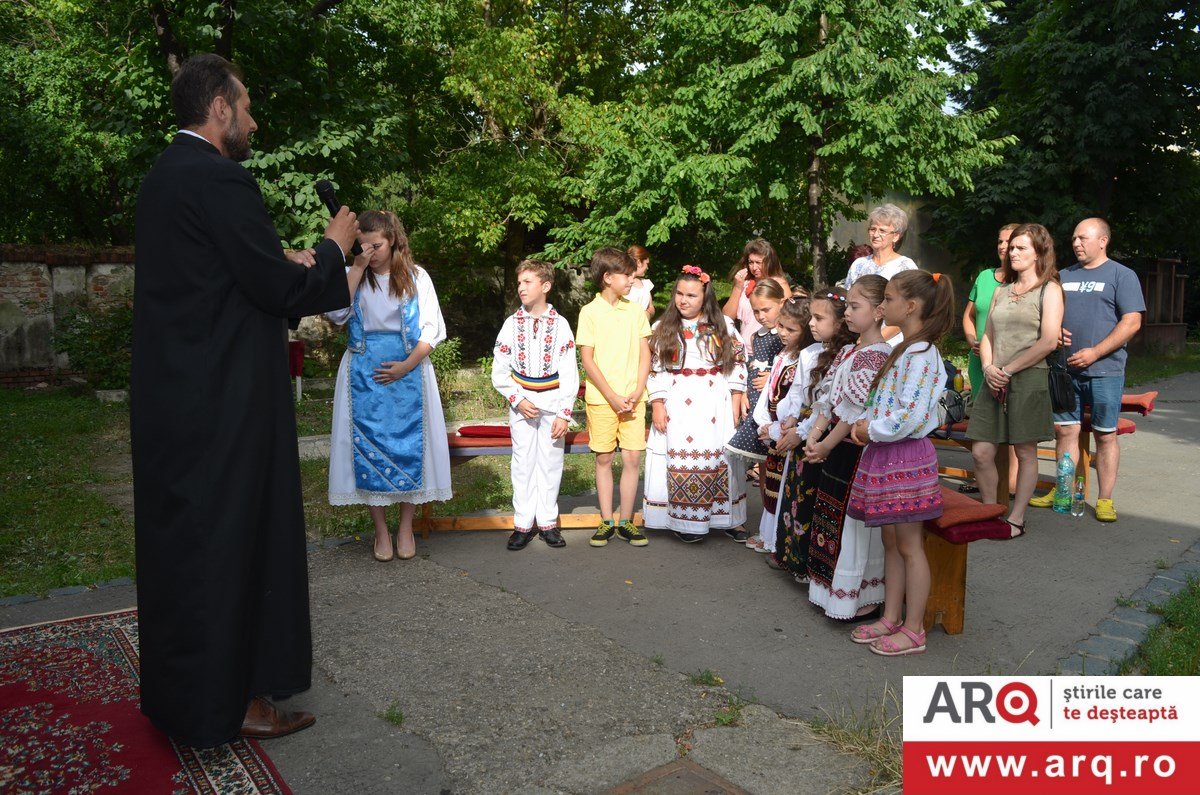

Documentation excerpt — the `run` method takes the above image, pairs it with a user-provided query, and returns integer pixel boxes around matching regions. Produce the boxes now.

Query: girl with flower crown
[643,265,750,543]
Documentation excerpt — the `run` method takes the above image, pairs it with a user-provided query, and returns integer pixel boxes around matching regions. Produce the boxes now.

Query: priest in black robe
[131,54,359,748]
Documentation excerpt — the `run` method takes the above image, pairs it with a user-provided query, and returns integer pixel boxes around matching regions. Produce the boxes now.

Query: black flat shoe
[507,529,539,550]
[724,527,750,543]
[673,531,705,544]
[540,528,566,548]
[957,482,979,494]
[845,606,882,624]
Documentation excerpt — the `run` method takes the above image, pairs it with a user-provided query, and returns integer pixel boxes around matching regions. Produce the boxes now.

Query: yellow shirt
[576,294,651,404]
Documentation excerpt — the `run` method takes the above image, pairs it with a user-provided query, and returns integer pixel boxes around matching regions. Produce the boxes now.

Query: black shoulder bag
[1040,284,1076,414]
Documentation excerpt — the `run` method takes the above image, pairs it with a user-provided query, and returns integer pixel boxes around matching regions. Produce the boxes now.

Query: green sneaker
[617,521,649,547]
[590,521,616,547]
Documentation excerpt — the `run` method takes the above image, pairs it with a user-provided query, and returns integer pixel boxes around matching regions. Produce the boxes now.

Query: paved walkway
[3,373,1198,793]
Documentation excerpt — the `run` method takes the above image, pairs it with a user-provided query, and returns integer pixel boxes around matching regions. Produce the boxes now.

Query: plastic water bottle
[1053,452,1074,514]
[1071,476,1085,517]
[953,372,964,393]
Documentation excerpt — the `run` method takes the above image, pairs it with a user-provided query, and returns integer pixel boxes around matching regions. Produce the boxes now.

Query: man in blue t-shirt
[1030,218,1144,522]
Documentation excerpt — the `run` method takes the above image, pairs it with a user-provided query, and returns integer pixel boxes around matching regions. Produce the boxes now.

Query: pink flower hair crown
[681,264,710,284]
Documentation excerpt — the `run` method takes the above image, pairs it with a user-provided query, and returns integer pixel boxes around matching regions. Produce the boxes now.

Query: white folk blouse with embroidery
[491,305,579,420]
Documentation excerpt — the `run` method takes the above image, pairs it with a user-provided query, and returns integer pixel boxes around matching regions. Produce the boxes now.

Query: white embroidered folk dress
[490,305,579,530]
[643,317,749,535]
[807,340,891,618]
[326,267,453,505]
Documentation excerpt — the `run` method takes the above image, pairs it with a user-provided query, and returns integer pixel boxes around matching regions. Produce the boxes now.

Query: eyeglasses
[867,226,897,236]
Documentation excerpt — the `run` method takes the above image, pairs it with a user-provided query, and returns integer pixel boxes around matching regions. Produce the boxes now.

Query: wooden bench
[923,485,1010,635]
[932,391,1156,507]
[414,428,644,537]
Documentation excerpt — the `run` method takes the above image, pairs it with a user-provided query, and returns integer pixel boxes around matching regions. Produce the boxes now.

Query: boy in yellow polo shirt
[577,247,652,547]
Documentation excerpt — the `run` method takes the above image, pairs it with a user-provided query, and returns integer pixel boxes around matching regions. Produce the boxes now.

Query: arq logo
[923,680,1040,725]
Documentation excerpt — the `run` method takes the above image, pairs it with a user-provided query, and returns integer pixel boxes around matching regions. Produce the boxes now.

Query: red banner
[904,741,1200,795]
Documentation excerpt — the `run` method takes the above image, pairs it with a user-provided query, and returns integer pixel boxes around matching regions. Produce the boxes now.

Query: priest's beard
[223,116,252,162]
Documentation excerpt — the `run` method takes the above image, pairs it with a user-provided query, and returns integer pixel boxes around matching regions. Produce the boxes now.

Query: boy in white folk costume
[491,260,579,550]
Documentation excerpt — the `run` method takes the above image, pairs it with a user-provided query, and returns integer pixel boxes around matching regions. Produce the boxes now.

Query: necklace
[1008,280,1038,301]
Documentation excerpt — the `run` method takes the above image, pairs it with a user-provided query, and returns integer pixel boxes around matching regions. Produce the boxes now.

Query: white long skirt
[328,354,453,506]
[807,521,886,619]
[643,377,747,534]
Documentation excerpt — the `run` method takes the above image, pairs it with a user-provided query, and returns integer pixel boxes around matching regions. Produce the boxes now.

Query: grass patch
[3,382,604,593]
[1121,576,1200,675]
[650,653,665,667]
[293,366,517,438]
[295,392,336,436]
[808,682,902,794]
[688,669,724,687]
[713,697,745,727]
[0,389,135,597]
[379,702,405,727]
[1125,341,1200,386]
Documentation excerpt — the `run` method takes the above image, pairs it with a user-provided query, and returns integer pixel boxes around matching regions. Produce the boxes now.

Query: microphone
[314,179,361,255]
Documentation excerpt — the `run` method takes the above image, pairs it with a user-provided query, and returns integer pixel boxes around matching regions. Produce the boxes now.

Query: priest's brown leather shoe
[239,696,316,739]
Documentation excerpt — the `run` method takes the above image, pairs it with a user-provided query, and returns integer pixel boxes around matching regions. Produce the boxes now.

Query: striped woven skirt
[847,437,943,527]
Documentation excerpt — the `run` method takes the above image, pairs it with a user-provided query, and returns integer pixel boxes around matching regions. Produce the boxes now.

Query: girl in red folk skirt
[848,270,956,656]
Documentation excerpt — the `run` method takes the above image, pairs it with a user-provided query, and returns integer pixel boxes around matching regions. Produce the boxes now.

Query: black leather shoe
[507,529,538,550]
[540,528,566,548]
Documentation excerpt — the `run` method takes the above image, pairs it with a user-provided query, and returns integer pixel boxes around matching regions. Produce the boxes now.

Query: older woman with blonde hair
[840,204,917,289]
[966,223,1064,537]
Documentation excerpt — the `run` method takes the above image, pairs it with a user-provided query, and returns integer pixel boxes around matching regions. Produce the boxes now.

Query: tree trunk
[806,143,827,289]
[216,1,235,61]
[805,13,830,290]
[149,3,187,76]
[502,218,527,311]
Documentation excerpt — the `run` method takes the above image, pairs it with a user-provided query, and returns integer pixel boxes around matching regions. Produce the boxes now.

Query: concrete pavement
[3,372,1198,793]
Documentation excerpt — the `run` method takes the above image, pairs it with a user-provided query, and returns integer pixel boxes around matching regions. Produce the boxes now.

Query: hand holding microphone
[315,179,361,256]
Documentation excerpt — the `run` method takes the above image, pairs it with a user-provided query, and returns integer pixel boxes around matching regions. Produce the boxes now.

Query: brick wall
[0,246,135,380]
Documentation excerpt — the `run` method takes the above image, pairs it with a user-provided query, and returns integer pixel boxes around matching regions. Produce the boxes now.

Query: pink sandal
[869,625,927,657]
[850,617,900,644]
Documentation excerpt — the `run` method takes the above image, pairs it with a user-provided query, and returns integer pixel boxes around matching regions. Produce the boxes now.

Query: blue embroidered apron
[347,290,424,493]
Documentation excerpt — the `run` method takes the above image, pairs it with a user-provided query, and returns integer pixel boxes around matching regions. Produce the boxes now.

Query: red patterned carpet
[0,609,292,794]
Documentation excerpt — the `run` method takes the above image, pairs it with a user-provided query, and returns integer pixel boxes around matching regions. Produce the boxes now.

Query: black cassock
[131,133,350,747]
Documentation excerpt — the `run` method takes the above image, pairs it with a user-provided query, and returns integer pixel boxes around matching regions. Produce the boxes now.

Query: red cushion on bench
[926,486,1009,542]
[456,425,512,439]
[1080,416,1138,435]
[931,518,1012,543]
[931,486,1005,527]
[1121,391,1157,415]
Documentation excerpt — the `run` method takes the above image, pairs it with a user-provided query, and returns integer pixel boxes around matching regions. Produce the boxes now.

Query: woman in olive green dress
[966,223,1064,536]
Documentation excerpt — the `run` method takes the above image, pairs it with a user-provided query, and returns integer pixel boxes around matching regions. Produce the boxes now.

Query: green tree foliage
[0,0,413,247]
[372,0,639,287]
[545,0,1009,286]
[936,0,1200,268]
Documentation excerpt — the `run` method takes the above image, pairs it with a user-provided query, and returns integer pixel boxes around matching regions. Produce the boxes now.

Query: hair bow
[932,272,942,283]
[681,264,710,284]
